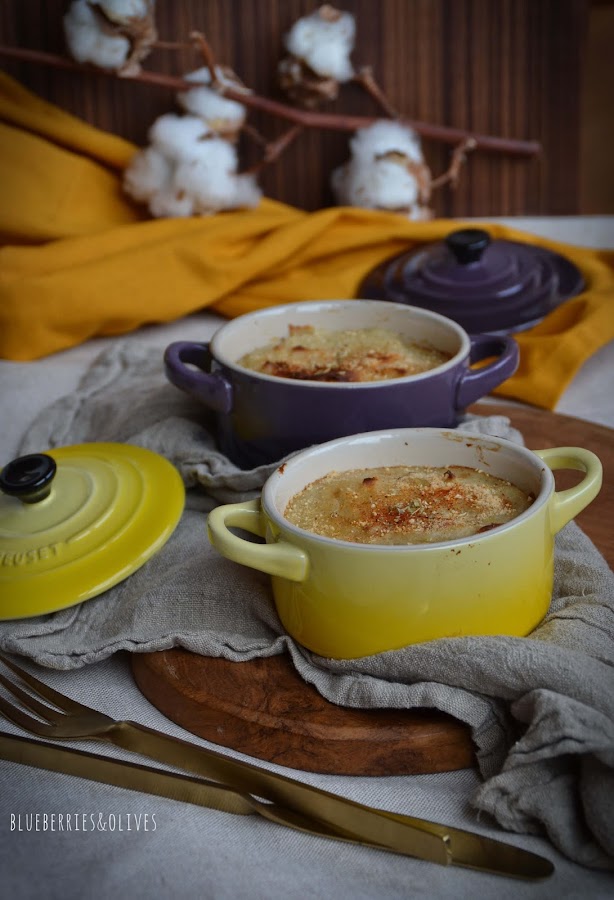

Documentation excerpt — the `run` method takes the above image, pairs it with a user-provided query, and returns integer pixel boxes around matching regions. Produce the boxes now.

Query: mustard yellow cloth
[1,72,613,409]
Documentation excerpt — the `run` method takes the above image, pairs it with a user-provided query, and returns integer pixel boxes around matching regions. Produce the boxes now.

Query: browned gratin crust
[238,325,451,382]
[284,465,535,544]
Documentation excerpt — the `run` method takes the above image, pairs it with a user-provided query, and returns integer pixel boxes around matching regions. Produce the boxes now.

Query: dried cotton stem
[0,44,541,157]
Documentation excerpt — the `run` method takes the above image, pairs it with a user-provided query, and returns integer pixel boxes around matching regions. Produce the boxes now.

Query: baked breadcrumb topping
[284,465,534,544]
[238,325,451,382]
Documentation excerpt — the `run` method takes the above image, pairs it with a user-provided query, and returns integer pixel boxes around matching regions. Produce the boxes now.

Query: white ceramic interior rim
[209,300,471,387]
[262,428,554,551]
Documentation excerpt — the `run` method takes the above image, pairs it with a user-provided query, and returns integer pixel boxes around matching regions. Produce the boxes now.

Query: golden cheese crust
[284,465,534,544]
[237,325,451,382]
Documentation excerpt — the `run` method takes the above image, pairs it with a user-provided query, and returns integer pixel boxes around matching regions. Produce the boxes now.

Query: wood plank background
[0,0,589,216]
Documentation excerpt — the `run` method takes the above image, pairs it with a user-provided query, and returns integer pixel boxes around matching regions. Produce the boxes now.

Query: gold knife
[0,730,553,880]
[100,718,554,879]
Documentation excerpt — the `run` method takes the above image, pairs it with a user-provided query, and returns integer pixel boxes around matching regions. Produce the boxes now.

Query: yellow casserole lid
[0,443,185,620]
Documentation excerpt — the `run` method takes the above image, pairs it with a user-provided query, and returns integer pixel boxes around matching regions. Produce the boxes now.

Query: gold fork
[0,653,553,879]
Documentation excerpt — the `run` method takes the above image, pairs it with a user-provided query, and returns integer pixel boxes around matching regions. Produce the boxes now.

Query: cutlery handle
[0,729,253,815]
[0,730,370,846]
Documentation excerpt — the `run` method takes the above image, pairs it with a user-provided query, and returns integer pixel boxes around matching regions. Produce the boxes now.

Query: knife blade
[0,729,554,880]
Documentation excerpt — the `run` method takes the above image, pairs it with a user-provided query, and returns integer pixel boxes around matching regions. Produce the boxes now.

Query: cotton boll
[332,157,432,220]
[148,114,212,163]
[331,119,434,218]
[179,87,244,132]
[64,0,131,70]
[332,121,434,219]
[94,0,151,23]
[63,0,156,74]
[304,38,354,83]
[177,67,247,137]
[278,5,355,107]
[349,121,424,166]
[182,135,238,175]
[332,157,420,210]
[285,5,355,81]
[172,138,261,213]
[183,164,240,212]
[173,139,238,207]
[123,111,262,218]
[148,186,195,219]
[123,147,171,202]
[277,57,340,109]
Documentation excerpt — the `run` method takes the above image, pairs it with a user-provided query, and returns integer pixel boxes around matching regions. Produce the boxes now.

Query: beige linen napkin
[1,343,613,870]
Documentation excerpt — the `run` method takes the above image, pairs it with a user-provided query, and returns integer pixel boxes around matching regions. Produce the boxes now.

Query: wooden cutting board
[132,402,612,775]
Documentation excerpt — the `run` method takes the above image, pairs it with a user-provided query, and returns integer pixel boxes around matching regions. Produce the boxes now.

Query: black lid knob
[445,229,491,265]
[0,453,57,504]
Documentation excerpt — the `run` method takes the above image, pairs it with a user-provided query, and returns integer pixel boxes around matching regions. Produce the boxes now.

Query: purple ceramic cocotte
[164,300,519,468]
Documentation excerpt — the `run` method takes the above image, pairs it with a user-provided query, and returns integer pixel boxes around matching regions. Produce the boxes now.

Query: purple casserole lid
[358,228,585,333]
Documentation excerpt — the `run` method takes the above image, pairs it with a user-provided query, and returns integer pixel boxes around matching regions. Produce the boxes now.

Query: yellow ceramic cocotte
[207,428,602,659]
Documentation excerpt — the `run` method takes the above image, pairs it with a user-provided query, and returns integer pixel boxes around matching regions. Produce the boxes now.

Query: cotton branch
[188,31,222,88]
[353,65,399,119]
[243,125,304,175]
[0,44,541,157]
[431,138,478,190]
